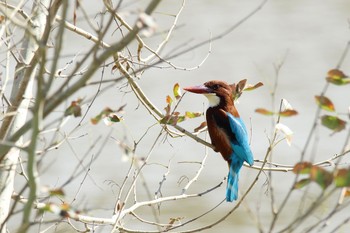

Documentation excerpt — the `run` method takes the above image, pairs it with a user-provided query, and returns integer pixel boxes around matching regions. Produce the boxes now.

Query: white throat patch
[204,93,220,107]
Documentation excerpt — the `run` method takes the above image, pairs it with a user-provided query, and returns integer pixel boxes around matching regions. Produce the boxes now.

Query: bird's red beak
[183,85,211,94]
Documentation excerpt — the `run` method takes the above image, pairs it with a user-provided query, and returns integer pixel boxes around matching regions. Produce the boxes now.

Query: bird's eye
[211,84,220,90]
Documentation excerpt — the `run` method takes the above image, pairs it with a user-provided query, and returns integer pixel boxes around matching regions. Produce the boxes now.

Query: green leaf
[293,162,313,174]
[293,178,311,189]
[173,83,182,100]
[159,116,171,125]
[255,108,274,116]
[315,96,335,112]
[310,166,333,190]
[176,115,186,123]
[334,168,350,187]
[40,203,53,212]
[64,98,82,117]
[160,111,202,126]
[293,162,334,190]
[91,107,114,125]
[321,115,346,132]
[49,188,65,197]
[160,115,176,125]
[160,115,184,125]
[108,114,122,123]
[326,77,350,85]
[326,69,350,85]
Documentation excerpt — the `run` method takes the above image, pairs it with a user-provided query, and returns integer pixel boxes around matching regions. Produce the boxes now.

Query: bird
[184,80,254,202]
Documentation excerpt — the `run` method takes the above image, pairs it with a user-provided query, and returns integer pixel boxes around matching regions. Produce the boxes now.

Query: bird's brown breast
[206,108,233,162]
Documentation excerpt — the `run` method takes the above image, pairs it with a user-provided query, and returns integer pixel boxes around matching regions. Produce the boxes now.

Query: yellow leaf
[315,96,335,112]
[244,81,263,91]
[166,95,173,105]
[173,83,182,100]
[279,109,298,117]
[255,108,274,116]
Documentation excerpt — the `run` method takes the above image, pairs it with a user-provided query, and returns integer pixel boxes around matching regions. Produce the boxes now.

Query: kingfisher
[184,80,254,202]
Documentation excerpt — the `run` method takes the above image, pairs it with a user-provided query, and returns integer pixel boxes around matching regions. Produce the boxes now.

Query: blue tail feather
[226,158,244,202]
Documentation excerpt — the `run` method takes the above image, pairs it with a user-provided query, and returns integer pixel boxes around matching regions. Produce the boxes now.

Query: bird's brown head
[184,80,234,108]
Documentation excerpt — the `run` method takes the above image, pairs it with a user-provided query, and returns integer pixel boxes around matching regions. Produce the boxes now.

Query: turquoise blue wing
[226,112,254,166]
